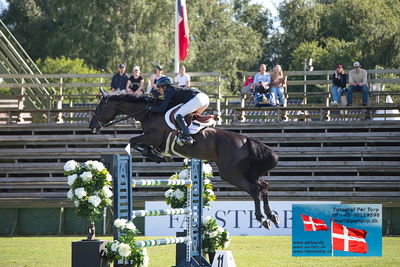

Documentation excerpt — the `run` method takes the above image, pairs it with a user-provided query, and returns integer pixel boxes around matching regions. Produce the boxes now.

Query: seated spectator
[330,64,347,105]
[252,64,271,96]
[175,66,191,88]
[110,63,129,92]
[241,76,254,95]
[270,64,287,106]
[147,65,165,96]
[348,62,369,106]
[126,66,144,96]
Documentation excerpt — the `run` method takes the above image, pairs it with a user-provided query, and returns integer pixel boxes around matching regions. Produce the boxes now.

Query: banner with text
[144,201,339,236]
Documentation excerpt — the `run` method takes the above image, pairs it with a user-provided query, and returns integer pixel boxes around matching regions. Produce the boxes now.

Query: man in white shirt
[175,66,191,88]
[348,61,369,106]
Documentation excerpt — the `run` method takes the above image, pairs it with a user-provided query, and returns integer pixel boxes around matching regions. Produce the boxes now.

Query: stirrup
[177,134,194,146]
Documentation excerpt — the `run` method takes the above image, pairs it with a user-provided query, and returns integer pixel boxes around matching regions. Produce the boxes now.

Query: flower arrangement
[104,219,149,267]
[202,216,231,253]
[64,160,113,238]
[164,160,216,209]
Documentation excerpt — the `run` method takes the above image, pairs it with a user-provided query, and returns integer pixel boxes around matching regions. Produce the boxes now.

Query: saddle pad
[164,104,214,134]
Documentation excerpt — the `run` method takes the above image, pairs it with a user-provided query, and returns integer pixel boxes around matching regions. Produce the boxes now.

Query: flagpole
[174,0,179,73]
[331,219,334,257]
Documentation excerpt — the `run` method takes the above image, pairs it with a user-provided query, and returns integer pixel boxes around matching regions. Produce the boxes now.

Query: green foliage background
[1,0,399,93]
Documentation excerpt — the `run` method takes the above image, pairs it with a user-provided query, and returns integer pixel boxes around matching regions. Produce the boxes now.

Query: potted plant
[104,219,149,267]
[64,159,113,240]
[164,161,216,209]
[202,216,231,264]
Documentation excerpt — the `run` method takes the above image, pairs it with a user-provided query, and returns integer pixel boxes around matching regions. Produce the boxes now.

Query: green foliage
[202,217,230,253]
[36,56,101,95]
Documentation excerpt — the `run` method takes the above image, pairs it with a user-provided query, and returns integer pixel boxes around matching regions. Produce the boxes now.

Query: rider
[144,76,210,146]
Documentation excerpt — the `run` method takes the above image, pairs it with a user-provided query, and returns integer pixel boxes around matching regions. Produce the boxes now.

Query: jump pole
[102,154,210,267]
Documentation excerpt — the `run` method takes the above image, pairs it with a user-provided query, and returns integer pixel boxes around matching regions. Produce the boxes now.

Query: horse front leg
[129,134,165,163]
[259,180,280,226]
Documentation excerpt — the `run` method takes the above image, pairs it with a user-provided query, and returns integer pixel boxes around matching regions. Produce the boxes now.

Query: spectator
[348,62,369,106]
[330,64,347,105]
[255,90,276,107]
[252,64,271,95]
[175,66,191,88]
[270,64,287,106]
[147,65,165,95]
[110,63,129,92]
[126,66,144,96]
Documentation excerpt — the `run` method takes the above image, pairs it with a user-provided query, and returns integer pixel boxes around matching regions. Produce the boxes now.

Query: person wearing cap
[175,66,191,88]
[144,76,210,146]
[348,62,369,106]
[147,65,165,95]
[126,66,144,96]
[330,64,347,105]
[110,64,129,92]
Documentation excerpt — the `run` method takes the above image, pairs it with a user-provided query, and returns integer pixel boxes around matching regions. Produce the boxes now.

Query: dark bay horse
[89,90,279,229]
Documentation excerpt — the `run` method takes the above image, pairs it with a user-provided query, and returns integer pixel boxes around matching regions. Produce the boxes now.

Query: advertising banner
[292,204,382,257]
[144,201,339,236]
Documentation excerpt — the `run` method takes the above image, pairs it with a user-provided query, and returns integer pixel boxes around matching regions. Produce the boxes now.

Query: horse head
[89,89,119,133]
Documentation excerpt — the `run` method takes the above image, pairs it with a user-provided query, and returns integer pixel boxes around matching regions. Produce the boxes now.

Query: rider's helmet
[156,76,173,88]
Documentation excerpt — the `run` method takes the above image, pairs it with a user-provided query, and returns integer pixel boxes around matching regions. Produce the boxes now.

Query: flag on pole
[300,214,329,231]
[177,0,189,61]
[332,222,368,254]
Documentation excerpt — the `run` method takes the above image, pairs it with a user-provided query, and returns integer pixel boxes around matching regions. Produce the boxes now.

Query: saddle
[165,105,216,135]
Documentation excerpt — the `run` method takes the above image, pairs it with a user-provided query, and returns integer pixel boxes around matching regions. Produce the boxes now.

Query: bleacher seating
[0,121,399,205]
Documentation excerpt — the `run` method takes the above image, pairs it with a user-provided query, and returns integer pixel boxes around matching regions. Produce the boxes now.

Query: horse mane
[107,94,161,105]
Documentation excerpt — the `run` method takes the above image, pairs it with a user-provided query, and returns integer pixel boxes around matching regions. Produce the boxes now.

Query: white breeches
[175,92,209,118]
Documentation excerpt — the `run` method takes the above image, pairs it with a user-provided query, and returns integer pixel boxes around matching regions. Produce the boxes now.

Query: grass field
[0,236,398,267]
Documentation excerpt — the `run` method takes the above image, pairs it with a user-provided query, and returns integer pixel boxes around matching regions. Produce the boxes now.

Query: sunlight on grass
[0,236,398,267]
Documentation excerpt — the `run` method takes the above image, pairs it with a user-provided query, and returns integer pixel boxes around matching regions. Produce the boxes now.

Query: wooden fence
[0,70,399,124]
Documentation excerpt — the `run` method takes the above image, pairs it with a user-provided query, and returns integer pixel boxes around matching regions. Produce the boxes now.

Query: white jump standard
[106,154,210,267]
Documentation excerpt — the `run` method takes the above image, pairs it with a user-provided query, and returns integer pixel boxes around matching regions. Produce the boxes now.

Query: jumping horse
[89,89,280,229]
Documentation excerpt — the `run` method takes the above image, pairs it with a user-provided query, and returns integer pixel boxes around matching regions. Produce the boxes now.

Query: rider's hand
[144,105,152,111]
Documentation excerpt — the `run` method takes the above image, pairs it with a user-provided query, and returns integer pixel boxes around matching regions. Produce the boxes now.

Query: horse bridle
[93,108,146,129]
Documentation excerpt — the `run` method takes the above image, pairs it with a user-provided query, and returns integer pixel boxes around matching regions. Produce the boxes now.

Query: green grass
[0,236,398,267]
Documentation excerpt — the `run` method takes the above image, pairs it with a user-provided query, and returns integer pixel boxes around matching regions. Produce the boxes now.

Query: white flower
[118,243,131,257]
[204,247,209,252]
[203,216,212,225]
[64,160,78,172]
[206,189,215,196]
[67,174,78,186]
[204,178,211,185]
[114,218,127,229]
[106,173,112,182]
[179,169,189,179]
[126,221,136,230]
[74,200,80,207]
[111,241,119,252]
[85,160,105,172]
[74,187,87,199]
[164,189,174,198]
[88,195,102,207]
[203,164,213,175]
[217,226,224,233]
[209,231,218,238]
[80,171,93,183]
[174,189,185,200]
[67,189,74,199]
[102,186,113,198]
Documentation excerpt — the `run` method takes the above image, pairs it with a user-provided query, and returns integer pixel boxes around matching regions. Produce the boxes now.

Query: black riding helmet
[156,76,173,88]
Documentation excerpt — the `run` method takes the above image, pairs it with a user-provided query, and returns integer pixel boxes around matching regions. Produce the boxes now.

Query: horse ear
[99,88,108,97]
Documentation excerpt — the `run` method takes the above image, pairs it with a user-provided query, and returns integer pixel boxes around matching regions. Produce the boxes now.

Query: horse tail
[241,138,278,181]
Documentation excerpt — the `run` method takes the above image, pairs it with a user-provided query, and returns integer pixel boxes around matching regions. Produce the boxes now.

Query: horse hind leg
[259,179,280,226]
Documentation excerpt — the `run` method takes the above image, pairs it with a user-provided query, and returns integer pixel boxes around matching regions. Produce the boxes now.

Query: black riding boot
[175,114,194,146]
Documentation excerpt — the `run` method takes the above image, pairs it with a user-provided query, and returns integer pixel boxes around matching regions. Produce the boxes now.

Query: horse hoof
[262,219,272,230]
[270,214,280,225]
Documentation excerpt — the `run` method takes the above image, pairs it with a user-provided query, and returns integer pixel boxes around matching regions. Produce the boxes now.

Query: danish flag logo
[300,214,329,231]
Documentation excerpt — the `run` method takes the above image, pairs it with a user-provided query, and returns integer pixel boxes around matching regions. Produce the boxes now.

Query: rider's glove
[144,105,152,111]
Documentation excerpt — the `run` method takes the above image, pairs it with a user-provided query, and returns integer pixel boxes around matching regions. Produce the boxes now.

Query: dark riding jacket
[146,86,200,113]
